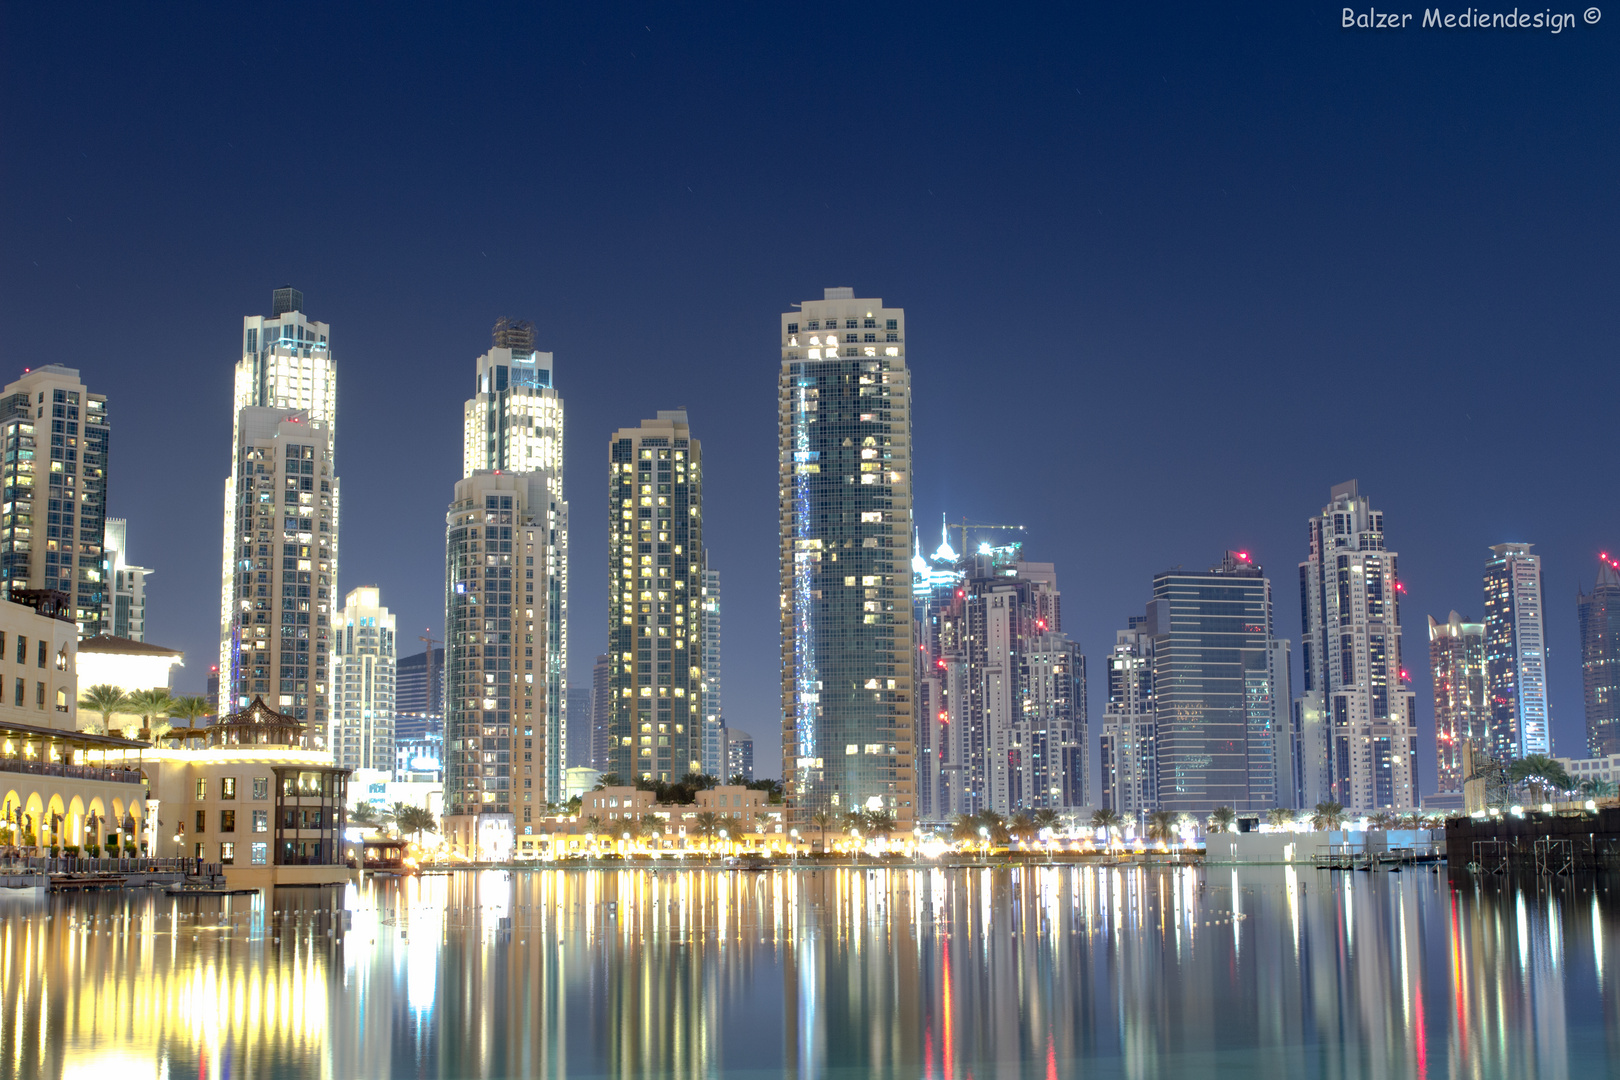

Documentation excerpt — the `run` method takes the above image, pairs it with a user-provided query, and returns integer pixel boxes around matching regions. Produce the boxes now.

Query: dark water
[3,864,1614,1079]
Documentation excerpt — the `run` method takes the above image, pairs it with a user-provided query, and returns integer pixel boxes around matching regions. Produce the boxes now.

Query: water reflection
[4,865,1614,1078]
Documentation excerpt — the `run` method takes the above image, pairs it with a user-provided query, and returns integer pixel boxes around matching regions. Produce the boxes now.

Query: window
[36,640,46,669]
[220,810,236,832]
[221,777,237,800]
[220,842,235,865]
[251,842,268,865]
[14,637,23,664]
[55,689,66,713]
[194,810,206,832]
[196,778,208,800]
[252,810,268,833]
[11,679,20,707]
[886,319,897,330]
[35,682,44,709]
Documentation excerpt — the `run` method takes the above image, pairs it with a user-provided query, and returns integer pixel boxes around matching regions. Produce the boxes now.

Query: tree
[1208,806,1237,834]
[952,814,982,845]
[1090,808,1123,849]
[350,802,381,829]
[583,815,605,834]
[977,810,1010,846]
[842,809,869,836]
[78,685,129,733]
[1145,810,1178,845]
[593,773,621,791]
[1369,811,1397,830]
[1510,755,1574,802]
[1009,814,1038,843]
[810,811,835,851]
[1031,808,1061,834]
[1265,808,1293,829]
[125,688,174,739]
[1581,778,1618,799]
[395,805,436,843]
[1310,801,1347,831]
[864,809,897,841]
[636,817,664,847]
[692,811,723,848]
[167,695,213,728]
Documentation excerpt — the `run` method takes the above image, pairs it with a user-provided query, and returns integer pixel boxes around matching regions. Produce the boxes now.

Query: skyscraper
[220,289,340,735]
[701,560,724,776]
[395,644,444,741]
[1428,611,1486,794]
[462,318,569,803]
[332,586,397,773]
[779,288,914,825]
[910,524,961,822]
[1483,542,1548,759]
[1100,619,1156,819]
[566,686,593,768]
[590,652,612,771]
[102,519,151,641]
[1578,554,1620,757]
[1298,481,1417,811]
[607,411,704,783]
[1151,551,1289,813]
[442,471,551,856]
[0,365,110,637]
[727,728,755,783]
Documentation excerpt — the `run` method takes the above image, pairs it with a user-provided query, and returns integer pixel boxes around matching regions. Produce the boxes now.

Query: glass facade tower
[1579,554,1620,757]
[1428,611,1486,794]
[1483,542,1548,760]
[701,561,723,777]
[779,288,914,824]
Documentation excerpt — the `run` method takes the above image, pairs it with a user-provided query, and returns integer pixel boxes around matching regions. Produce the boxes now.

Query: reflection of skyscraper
[1298,481,1416,810]
[462,318,569,802]
[701,560,724,776]
[607,411,703,782]
[779,289,914,824]
[1578,554,1620,757]
[1429,611,1486,794]
[1484,543,1548,759]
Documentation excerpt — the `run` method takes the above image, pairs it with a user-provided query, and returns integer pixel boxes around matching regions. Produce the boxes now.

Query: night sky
[3,4,1615,790]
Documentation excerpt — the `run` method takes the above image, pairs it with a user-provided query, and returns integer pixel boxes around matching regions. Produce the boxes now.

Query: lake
[3,864,1613,1078]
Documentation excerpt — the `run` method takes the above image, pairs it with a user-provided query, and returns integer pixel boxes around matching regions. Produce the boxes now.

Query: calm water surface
[3,864,1614,1079]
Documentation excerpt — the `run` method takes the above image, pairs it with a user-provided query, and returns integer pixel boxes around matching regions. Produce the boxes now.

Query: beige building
[0,591,147,854]
[76,635,182,697]
[332,586,396,773]
[145,696,350,889]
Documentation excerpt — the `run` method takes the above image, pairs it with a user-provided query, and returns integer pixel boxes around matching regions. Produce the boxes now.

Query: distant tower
[701,559,724,776]
[779,288,914,824]
[1100,619,1156,819]
[103,518,152,641]
[1484,543,1548,759]
[1298,481,1417,811]
[727,728,755,783]
[1579,554,1620,757]
[1428,612,1487,794]
[590,653,612,770]
[607,411,704,782]
[332,586,397,773]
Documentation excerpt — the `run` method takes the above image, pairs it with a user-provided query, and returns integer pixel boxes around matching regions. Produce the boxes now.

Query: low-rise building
[1558,753,1620,790]
[76,635,182,697]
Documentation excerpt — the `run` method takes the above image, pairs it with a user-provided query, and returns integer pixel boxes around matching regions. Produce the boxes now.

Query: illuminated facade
[1298,481,1417,811]
[607,411,704,783]
[1100,620,1156,818]
[0,364,110,637]
[726,728,754,782]
[1578,554,1620,757]
[102,519,150,641]
[701,561,723,776]
[1151,552,1289,813]
[219,288,340,737]
[1483,542,1548,760]
[1428,611,1486,794]
[462,318,568,803]
[332,586,396,774]
[911,525,961,821]
[779,288,914,824]
[442,471,551,856]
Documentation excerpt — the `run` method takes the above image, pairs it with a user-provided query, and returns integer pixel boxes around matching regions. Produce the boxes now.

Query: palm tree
[167,695,213,729]
[979,810,1011,847]
[125,688,174,739]
[390,802,417,837]
[692,811,723,849]
[1145,810,1178,845]
[351,802,381,830]
[1031,808,1061,835]
[1310,801,1347,831]
[1009,813,1038,844]
[593,773,621,791]
[810,811,835,851]
[1265,808,1293,829]
[1369,811,1397,830]
[583,815,605,834]
[78,684,129,733]
[864,809,897,842]
[842,809,869,837]
[1207,806,1237,834]
[1581,778,1618,799]
[395,805,437,844]
[1090,808,1123,850]
[1510,755,1574,802]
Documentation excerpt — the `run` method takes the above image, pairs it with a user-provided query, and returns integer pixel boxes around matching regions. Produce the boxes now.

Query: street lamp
[789,829,799,865]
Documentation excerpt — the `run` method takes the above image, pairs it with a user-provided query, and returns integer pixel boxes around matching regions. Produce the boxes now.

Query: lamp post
[789,828,799,866]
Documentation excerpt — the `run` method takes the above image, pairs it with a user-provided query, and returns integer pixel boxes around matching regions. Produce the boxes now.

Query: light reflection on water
[5,865,1615,1079]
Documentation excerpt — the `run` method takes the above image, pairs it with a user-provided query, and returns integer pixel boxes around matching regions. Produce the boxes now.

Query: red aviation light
[1036,619,1046,630]
[1236,551,1250,562]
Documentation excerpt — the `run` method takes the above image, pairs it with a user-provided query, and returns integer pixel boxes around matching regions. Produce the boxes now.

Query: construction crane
[951,518,1026,556]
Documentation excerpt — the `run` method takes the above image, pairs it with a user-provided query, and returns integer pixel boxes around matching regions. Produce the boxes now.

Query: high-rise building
[911,523,962,822]
[1429,611,1487,794]
[0,365,110,637]
[1298,481,1417,811]
[1100,619,1156,819]
[102,519,150,641]
[701,560,724,776]
[442,471,551,857]
[332,586,397,773]
[727,728,755,783]
[395,644,444,741]
[566,686,593,768]
[607,411,704,783]
[1151,551,1289,813]
[1484,543,1549,760]
[219,289,339,736]
[779,288,914,825]
[220,407,337,734]
[462,318,568,803]
[1579,554,1620,757]
[590,653,612,771]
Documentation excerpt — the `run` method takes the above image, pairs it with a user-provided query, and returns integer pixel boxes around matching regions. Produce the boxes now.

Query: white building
[332,586,396,774]
[0,365,111,637]
[1100,622,1156,819]
[1557,753,1620,790]
[1484,543,1549,759]
[1298,481,1417,811]
[76,635,182,696]
[462,318,568,803]
[219,288,340,739]
[701,560,723,776]
[102,519,151,641]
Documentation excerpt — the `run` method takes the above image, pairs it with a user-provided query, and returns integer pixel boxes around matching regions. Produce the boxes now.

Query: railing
[0,757,142,785]
[1,856,191,874]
